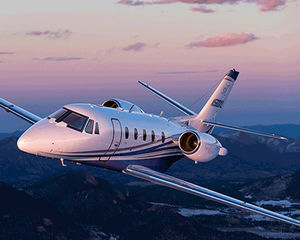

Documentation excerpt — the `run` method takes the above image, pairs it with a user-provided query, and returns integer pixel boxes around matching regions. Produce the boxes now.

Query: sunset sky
[0,0,299,132]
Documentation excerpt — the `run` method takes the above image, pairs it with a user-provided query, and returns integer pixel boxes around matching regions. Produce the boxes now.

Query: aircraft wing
[138,81,196,116]
[0,98,41,124]
[123,165,300,227]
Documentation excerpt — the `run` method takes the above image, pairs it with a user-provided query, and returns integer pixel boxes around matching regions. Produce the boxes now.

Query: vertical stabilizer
[190,69,239,132]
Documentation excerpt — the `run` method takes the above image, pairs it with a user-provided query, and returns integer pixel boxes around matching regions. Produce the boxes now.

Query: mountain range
[0,170,299,240]
[0,130,23,140]
[0,124,299,239]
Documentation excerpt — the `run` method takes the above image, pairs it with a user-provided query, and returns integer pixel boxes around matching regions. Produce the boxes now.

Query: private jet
[1,69,299,227]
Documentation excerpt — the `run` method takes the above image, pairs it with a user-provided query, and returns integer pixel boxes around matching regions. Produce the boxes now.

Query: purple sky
[0,0,299,132]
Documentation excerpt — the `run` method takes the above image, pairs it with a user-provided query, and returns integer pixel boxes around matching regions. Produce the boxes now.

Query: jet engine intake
[179,131,200,153]
[178,131,226,163]
[102,98,144,113]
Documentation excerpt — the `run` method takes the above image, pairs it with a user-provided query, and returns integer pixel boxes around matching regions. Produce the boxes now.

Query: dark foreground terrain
[0,129,299,239]
[0,171,299,240]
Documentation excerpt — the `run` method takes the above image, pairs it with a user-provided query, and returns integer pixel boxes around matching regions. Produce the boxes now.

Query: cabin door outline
[99,118,122,161]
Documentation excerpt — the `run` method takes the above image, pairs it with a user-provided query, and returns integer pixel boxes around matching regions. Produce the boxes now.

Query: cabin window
[125,127,129,139]
[134,128,138,140]
[151,130,155,142]
[143,129,147,141]
[85,119,94,134]
[95,122,99,134]
[162,132,165,143]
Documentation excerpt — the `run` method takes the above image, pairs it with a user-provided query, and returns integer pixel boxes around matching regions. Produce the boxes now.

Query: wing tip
[273,133,288,141]
[227,68,239,81]
[138,80,146,85]
[279,136,288,141]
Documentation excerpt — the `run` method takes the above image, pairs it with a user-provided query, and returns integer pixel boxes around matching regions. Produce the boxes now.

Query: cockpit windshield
[49,108,68,120]
[60,112,88,131]
[49,108,88,132]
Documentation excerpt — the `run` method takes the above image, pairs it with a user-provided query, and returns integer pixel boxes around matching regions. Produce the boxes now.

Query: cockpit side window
[85,119,94,134]
[95,122,100,134]
[48,108,68,120]
[58,111,88,132]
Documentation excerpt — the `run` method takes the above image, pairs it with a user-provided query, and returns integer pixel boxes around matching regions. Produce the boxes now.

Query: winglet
[280,136,289,141]
[227,68,239,81]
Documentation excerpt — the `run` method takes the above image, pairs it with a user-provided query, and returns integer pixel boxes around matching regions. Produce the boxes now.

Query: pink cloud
[178,0,239,3]
[191,6,215,13]
[0,52,15,55]
[186,33,258,48]
[118,0,288,12]
[257,0,287,11]
[118,0,238,4]
[33,57,84,61]
[122,42,159,52]
[118,0,148,5]
[157,69,219,74]
[26,30,72,39]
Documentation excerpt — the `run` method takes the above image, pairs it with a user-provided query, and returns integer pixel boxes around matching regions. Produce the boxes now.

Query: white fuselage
[18,104,198,172]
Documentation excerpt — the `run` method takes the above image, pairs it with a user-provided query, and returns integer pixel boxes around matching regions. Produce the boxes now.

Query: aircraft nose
[17,130,38,155]
[17,135,27,152]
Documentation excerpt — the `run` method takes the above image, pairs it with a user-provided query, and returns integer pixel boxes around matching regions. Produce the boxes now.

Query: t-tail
[138,69,287,140]
[190,69,239,133]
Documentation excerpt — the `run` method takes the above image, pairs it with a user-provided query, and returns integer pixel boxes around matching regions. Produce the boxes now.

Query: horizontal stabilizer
[138,81,196,116]
[123,165,300,227]
[0,98,41,124]
[201,120,288,140]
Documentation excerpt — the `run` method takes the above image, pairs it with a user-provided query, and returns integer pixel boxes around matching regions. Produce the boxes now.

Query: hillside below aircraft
[1,69,299,227]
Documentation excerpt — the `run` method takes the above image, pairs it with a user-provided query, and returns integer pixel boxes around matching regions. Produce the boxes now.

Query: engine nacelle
[102,98,144,113]
[178,131,227,163]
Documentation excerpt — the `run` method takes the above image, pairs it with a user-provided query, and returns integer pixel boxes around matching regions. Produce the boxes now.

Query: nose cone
[17,131,38,155]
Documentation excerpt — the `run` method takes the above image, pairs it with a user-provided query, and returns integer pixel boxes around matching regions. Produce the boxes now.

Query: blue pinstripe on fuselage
[42,140,184,172]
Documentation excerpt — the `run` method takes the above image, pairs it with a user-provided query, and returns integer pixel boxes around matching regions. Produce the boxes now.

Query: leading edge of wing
[138,81,196,116]
[123,165,300,227]
[0,98,41,124]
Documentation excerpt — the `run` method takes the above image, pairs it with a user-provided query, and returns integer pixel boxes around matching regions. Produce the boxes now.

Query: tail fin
[190,69,239,132]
